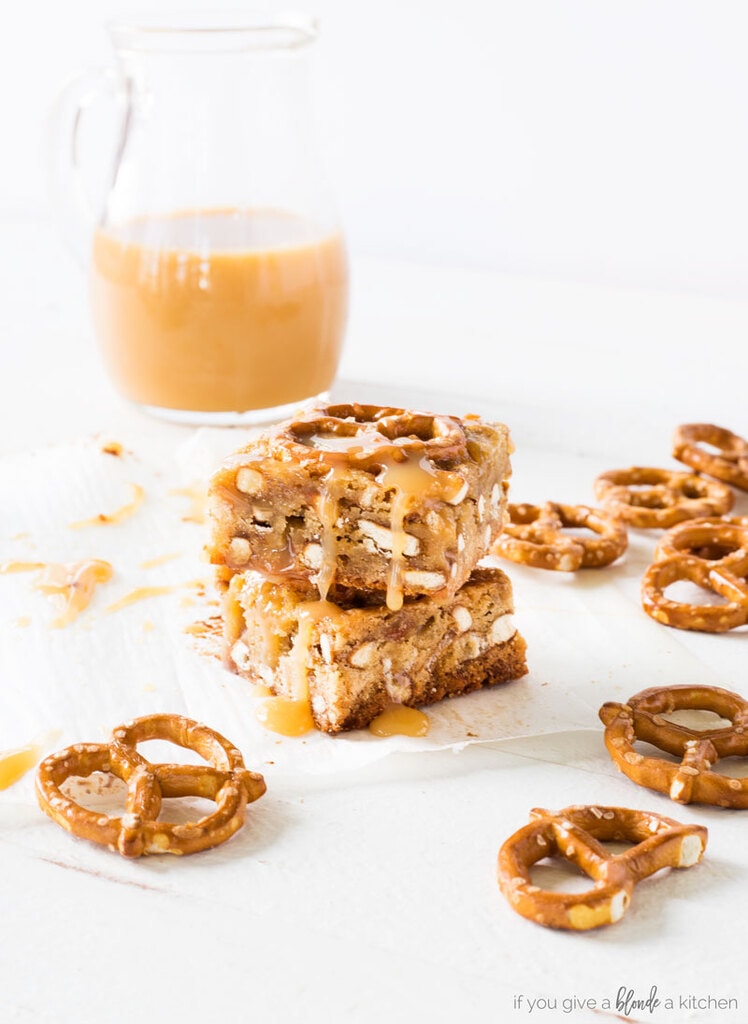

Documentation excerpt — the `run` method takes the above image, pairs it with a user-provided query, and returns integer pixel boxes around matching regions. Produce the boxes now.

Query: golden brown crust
[329,631,529,732]
[599,685,748,807]
[492,501,627,571]
[498,804,707,930]
[593,466,734,528]
[35,715,266,857]
[673,423,748,491]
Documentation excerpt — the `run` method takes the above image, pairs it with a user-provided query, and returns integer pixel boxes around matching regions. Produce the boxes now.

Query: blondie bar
[224,566,528,733]
[208,403,512,610]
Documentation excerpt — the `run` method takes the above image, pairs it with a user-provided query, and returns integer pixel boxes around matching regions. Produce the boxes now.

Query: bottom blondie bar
[224,566,528,733]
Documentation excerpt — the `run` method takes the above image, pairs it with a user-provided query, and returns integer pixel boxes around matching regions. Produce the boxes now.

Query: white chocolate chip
[452,606,472,633]
[490,614,516,644]
[230,640,251,671]
[319,633,333,665]
[235,467,264,495]
[229,537,251,565]
[349,641,376,668]
[457,534,465,553]
[403,570,445,590]
[491,483,501,508]
[477,494,486,519]
[358,519,419,556]
[301,543,323,569]
[447,480,468,505]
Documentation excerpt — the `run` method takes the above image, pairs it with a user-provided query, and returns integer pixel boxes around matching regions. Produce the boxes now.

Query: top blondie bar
[207,403,512,609]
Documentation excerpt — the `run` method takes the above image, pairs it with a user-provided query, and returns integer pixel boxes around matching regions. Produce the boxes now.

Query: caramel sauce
[378,453,462,611]
[69,482,144,529]
[317,467,345,600]
[91,209,348,413]
[368,704,430,738]
[0,560,114,628]
[0,561,45,574]
[0,743,40,789]
[106,579,205,614]
[255,597,342,737]
[256,697,314,736]
[140,552,182,569]
[170,485,207,524]
[105,585,179,613]
[302,427,466,612]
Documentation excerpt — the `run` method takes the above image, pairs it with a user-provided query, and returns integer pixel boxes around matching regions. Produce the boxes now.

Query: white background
[4,0,748,299]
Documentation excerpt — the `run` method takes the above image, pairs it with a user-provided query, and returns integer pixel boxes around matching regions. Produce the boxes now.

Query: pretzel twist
[673,423,748,491]
[593,466,734,528]
[498,804,707,930]
[600,686,748,807]
[655,517,748,568]
[36,714,266,857]
[492,501,627,571]
[641,536,748,631]
[275,403,469,471]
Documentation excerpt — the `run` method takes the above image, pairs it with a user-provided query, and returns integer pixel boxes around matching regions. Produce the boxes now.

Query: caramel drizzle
[105,580,204,614]
[1,559,114,628]
[0,743,41,789]
[69,482,144,529]
[255,597,342,738]
[304,429,464,612]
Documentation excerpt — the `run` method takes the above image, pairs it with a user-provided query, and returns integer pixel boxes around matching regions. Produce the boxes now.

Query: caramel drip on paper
[139,552,182,570]
[69,483,144,529]
[1,559,114,628]
[0,729,62,789]
[170,485,208,524]
[0,743,41,789]
[106,586,179,612]
[368,705,430,738]
[256,697,314,737]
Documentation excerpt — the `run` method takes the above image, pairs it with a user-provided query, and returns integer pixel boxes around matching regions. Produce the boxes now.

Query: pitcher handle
[48,67,121,266]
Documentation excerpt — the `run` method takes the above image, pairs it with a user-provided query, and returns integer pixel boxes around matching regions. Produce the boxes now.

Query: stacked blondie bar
[207,403,528,733]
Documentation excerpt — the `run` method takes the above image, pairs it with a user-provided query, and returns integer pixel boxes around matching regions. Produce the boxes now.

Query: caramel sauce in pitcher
[91,209,348,414]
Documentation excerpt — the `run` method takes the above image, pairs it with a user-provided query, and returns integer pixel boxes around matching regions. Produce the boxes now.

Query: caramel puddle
[1,559,114,627]
[69,482,144,528]
[256,697,314,737]
[0,730,61,789]
[0,744,40,789]
[368,705,430,738]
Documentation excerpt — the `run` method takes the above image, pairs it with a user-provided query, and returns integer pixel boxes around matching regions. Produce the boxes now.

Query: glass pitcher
[52,12,349,424]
